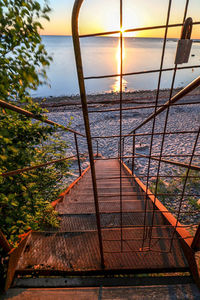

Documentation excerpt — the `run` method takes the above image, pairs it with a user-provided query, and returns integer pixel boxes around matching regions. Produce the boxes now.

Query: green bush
[0,0,71,246]
[0,107,72,246]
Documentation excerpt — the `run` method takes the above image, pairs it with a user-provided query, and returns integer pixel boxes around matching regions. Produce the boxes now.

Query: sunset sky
[39,0,200,38]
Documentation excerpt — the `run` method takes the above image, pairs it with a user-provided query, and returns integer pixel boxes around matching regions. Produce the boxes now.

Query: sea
[32,35,200,98]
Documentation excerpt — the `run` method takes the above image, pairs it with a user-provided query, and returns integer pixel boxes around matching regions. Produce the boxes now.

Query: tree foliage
[0,0,71,246]
[0,0,52,103]
[0,109,72,245]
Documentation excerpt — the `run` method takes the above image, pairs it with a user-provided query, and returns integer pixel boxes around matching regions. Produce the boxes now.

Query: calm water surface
[32,35,200,97]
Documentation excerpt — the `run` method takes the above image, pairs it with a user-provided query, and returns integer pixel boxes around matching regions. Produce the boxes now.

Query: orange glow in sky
[40,0,200,39]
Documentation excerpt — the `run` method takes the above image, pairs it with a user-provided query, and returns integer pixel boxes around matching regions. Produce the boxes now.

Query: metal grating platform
[15,228,188,274]
[14,160,189,275]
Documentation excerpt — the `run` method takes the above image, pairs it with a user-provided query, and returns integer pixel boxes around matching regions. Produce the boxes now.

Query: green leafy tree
[0,0,52,103]
[0,0,71,247]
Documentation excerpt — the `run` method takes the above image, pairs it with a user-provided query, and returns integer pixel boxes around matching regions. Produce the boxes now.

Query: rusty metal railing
[0,98,100,178]
[0,99,85,137]
[72,0,200,282]
[72,0,105,268]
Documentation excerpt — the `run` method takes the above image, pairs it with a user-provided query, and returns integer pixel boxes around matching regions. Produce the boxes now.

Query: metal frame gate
[72,0,200,287]
[2,0,200,291]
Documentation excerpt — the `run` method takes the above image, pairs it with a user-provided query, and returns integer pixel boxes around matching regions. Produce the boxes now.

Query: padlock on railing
[174,17,193,65]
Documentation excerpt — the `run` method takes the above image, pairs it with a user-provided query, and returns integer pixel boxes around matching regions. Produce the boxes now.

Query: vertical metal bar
[122,138,125,159]
[118,138,120,158]
[96,140,99,157]
[141,0,172,250]
[132,131,135,175]
[72,0,104,268]
[183,0,189,22]
[148,0,190,249]
[120,0,123,252]
[74,133,82,177]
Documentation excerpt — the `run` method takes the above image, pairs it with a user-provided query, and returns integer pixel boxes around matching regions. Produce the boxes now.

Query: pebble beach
[37,88,200,226]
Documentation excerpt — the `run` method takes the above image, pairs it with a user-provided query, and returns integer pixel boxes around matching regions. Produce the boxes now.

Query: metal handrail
[94,154,200,171]
[128,74,200,135]
[0,99,85,137]
[134,152,200,171]
[119,74,200,169]
[89,100,200,114]
[0,154,84,177]
[74,133,82,177]
[0,99,100,176]
[92,130,199,139]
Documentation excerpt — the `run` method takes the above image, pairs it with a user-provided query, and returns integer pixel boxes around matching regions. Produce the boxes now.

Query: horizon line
[40,34,178,39]
[40,34,200,40]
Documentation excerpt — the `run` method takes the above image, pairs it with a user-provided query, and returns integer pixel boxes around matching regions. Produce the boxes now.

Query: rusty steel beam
[74,133,82,177]
[92,130,199,139]
[72,0,104,268]
[51,163,92,208]
[130,75,200,134]
[119,0,123,252]
[120,160,194,246]
[0,154,81,177]
[5,231,31,291]
[79,21,200,38]
[135,153,200,171]
[94,155,200,171]
[0,99,85,137]
[96,175,200,180]
[132,132,135,175]
[98,193,200,197]
[85,64,200,80]
[89,101,200,114]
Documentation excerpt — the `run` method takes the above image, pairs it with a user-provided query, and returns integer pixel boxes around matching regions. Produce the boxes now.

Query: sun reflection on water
[112,38,127,93]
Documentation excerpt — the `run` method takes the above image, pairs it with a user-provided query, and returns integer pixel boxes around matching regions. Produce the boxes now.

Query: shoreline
[34,87,200,111]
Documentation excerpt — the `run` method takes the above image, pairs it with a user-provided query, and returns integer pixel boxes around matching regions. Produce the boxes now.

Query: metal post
[132,131,135,175]
[119,0,123,252]
[72,0,104,268]
[96,140,99,157]
[118,139,120,158]
[74,133,82,177]
[122,138,125,160]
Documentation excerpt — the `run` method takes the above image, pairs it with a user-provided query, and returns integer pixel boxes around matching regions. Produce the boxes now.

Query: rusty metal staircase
[1,0,200,297]
[3,157,200,297]
[6,159,189,274]
[4,158,200,291]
